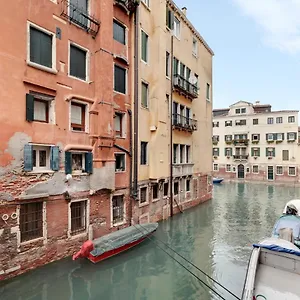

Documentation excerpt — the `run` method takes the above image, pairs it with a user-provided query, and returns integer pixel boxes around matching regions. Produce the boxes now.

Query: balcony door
[237,164,245,179]
[267,166,274,181]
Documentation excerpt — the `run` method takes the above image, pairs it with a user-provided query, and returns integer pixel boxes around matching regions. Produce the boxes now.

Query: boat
[282,199,300,216]
[73,222,158,263]
[242,237,300,300]
[213,177,224,184]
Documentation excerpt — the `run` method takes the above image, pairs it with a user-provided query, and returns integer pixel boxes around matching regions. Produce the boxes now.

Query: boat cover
[253,243,300,256]
[90,223,158,257]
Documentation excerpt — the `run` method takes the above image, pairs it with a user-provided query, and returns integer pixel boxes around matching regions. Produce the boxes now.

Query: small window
[163,182,169,196]
[141,30,149,63]
[226,164,231,172]
[213,121,219,128]
[20,202,43,242]
[113,20,126,45]
[141,81,149,108]
[166,51,170,77]
[241,108,246,113]
[114,112,124,138]
[288,116,295,123]
[225,121,232,127]
[115,153,125,172]
[213,163,218,171]
[112,195,124,224]
[213,148,219,157]
[71,102,86,131]
[288,132,296,141]
[152,184,158,200]
[252,165,259,174]
[33,146,50,171]
[276,166,283,175]
[141,141,148,165]
[277,133,283,141]
[266,147,275,157]
[252,134,259,141]
[192,38,198,56]
[267,117,274,124]
[180,145,185,163]
[65,151,93,175]
[267,133,274,141]
[70,200,87,235]
[186,145,191,163]
[174,17,180,38]
[289,167,296,176]
[174,182,179,195]
[282,150,289,161]
[206,83,210,100]
[114,65,126,94]
[29,26,53,69]
[276,117,283,124]
[186,179,191,192]
[140,187,148,203]
[70,44,87,81]
[225,135,232,141]
[173,144,178,164]
[253,118,258,125]
[166,7,174,30]
[251,148,260,157]
[235,108,240,114]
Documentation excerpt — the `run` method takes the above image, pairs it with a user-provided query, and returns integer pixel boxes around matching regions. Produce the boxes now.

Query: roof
[168,0,214,56]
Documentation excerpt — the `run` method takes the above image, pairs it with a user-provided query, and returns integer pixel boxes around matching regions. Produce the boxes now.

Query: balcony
[172,114,197,132]
[233,139,249,146]
[173,74,198,100]
[61,0,100,37]
[233,154,249,161]
[114,0,139,13]
[173,163,194,177]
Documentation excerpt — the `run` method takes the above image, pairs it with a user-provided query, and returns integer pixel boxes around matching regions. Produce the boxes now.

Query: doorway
[267,166,274,181]
[237,164,245,179]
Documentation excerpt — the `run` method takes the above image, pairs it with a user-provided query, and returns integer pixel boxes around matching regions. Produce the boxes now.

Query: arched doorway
[237,164,245,179]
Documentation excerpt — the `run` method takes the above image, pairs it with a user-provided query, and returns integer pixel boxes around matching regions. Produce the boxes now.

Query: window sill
[139,202,149,208]
[166,76,171,80]
[192,53,198,58]
[27,61,58,74]
[141,59,149,66]
[206,98,210,102]
[72,172,89,176]
[115,170,126,173]
[141,1,151,11]
[152,198,160,203]
[68,75,90,84]
[20,236,45,246]
[141,106,149,110]
[69,231,88,240]
[115,136,126,140]
[71,130,89,134]
[29,169,55,174]
[112,221,125,227]
[113,90,127,96]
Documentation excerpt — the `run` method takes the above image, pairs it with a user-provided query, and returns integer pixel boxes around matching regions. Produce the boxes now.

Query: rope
[254,295,267,300]
[135,223,241,300]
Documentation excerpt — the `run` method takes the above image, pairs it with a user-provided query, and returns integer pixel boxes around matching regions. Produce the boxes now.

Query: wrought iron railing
[233,154,249,160]
[114,0,140,13]
[173,74,198,99]
[61,0,100,37]
[172,113,197,131]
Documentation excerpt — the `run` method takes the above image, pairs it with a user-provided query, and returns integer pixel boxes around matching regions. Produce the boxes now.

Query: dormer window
[235,108,246,114]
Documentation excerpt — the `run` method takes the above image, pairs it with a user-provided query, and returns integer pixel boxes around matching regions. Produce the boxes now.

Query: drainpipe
[128,109,133,225]
[170,35,174,217]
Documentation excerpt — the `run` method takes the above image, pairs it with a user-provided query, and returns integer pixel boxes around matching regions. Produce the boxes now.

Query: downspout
[170,35,174,217]
[128,109,133,225]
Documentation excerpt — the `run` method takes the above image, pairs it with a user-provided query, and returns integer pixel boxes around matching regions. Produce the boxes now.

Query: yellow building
[132,0,214,221]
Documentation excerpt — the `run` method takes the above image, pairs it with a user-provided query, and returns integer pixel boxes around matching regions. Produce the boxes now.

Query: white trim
[139,186,149,207]
[113,63,128,95]
[173,16,181,39]
[69,99,90,133]
[163,181,169,198]
[27,21,57,73]
[276,165,283,175]
[68,40,90,82]
[115,152,126,173]
[252,165,259,174]
[288,166,297,176]
[141,0,150,9]
[111,194,126,227]
[31,145,51,172]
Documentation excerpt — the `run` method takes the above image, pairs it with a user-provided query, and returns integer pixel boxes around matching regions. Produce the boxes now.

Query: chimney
[182,7,187,15]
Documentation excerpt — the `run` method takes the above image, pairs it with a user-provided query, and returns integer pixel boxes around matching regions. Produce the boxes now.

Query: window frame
[70,100,88,132]
[276,117,283,124]
[71,152,86,174]
[282,150,289,161]
[206,83,210,100]
[192,37,198,57]
[139,186,149,206]
[141,81,149,108]
[141,29,149,63]
[288,166,296,176]
[174,16,180,39]
[115,152,126,173]
[111,194,125,226]
[276,165,283,175]
[253,118,259,125]
[152,183,159,201]
[140,141,148,165]
[213,163,218,171]
[114,64,127,94]
[252,165,259,174]
[226,164,231,172]
[114,112,125,138]
[186,178,191,192]
[32,145,51,172]
[288,116,295,123]
[113,19,126,45]
[163,182,169,197]
[166,51,170,77]
[267,117,274,124]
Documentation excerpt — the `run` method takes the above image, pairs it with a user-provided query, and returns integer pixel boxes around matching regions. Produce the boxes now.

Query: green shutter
[265,148,268,157]
[251,148,254,156]
[65,151,72,175]
[26,94,34,122]
[217,148,219,156]
[282,133,285,140]
[273,148,275,157]
[141,31,148,62]
[258,148,260,157]
[50,146,60,171]
[230,148,232,156]
[273,133,277,140]
[24,144,33,171]
[85,152,93,174]
[224,148,227,156]
[258,134,260,141]
[266,133,268,141]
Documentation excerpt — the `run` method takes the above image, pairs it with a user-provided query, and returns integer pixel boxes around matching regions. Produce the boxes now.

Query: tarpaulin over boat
[90,223,158,257]
[253,243,300,256]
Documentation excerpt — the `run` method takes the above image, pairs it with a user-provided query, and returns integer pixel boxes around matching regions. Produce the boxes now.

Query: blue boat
[213,177,224,184]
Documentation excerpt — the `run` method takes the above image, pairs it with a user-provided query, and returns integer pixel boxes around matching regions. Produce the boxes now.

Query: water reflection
[1,182,300,300]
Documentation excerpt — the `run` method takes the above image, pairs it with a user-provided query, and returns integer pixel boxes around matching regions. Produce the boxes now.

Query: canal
[1,182,300,300]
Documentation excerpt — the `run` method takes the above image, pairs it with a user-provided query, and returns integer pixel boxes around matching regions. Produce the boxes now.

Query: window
[152,184,158,200]
[192,38,198,56]
[112,195,124,224]
[166,51,170,77]
[141,30,148,62]
[225,135,232,141]
[252,165,259,174]
[226,164,231,172]
[289,167,296,176]
[213,164,218,171]
[288,116,295,123]
[65,151,93,174]
[29,25,53,69]
[69,0,88,27]
[225,121,232,127]
[206,83,210,100]
[213,121,219,128]
[213,148,219,157]
[235,108,240,114]
[141,141,148,165]
[251,148,260,157]
[282,150,289,161]
[140,187,148,203]
[114,65,126,94]
[225,148,232,156]
[276,117,283,124]
[266,133,274,141]
[186,145,191,163]
[276,166,283,175]
[142,0,150,6]
[241,108,246,113]
[32,146,50,171]
[288,132,296,141]
[252,134,260,141]
[114,112,124,138]
[70,200,87,235]
[69,44,87,81]
[253,118,258,125]
[173,144,178,164]
[113,20,126,45]
[141,81,149,108]
[266,147,275,157]
[20,202,43,242]
[180,145,185,163]
[163,182,169,197]
[115,153,125,172]
[72,153,84,171]
[70,102,86,132]
[166,7,174,30]
[236,119,246,126]
[174,182,179,195]
[174,17,180,38]
[267,117,274,124]
[277,133,283,141]
[186,179,190,192]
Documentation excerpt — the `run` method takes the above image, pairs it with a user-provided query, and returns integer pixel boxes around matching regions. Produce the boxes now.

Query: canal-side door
[237,164,245,179]
[267,166,274,181]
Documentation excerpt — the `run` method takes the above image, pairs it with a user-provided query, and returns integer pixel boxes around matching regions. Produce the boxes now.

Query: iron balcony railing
[114,0,140,13]
[233,154,249,160]
[61,0,100,37]
[173,74,198,99]
[172,113,197,131]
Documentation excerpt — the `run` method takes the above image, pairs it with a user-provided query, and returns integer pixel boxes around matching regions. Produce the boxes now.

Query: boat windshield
[273,215,300,239]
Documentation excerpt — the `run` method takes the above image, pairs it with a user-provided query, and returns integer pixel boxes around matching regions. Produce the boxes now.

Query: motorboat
[213,177,224,184]
[73,223,158,263]
[242,237,300,300]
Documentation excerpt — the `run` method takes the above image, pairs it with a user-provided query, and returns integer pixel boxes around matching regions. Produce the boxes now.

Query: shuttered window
[166,7,174,29]
[113,20,126,44]
[141,82,149,108]
[70,44,87,80]
[30,26,52,68]
[141,142,148,165]
[114,65,126,94]
[65,152,93,174]
[141,30,148,62]
[282,150,289,161]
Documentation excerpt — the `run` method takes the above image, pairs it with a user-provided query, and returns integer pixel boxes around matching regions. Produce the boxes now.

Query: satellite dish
[189,75,197,85]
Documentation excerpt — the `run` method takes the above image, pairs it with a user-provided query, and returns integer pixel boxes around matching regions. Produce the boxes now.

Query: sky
[174,0,300,111]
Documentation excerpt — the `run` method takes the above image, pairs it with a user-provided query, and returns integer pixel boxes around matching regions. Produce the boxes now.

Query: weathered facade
[212,101,300,183]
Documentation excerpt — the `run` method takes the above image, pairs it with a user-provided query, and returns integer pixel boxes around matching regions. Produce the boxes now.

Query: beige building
[212,101,300,183]
[134,0,214,218]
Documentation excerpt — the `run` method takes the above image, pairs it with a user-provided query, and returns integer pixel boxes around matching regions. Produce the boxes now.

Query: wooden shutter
[65,151,72,174]
[257,148,260,157]
[24,144,33,171]
[251,148,254,156]
[265,148,268,157]
[273,148,275,157]
[230,148,232,156]
[224,148,227,156]
[26,94,34,122]
[50,146,60,171]
[282,133,285,140]
[85,152,93,174]
[141,31,148,62]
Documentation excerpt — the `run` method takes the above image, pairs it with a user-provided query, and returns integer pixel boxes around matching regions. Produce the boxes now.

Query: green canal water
[1,182,300,300]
